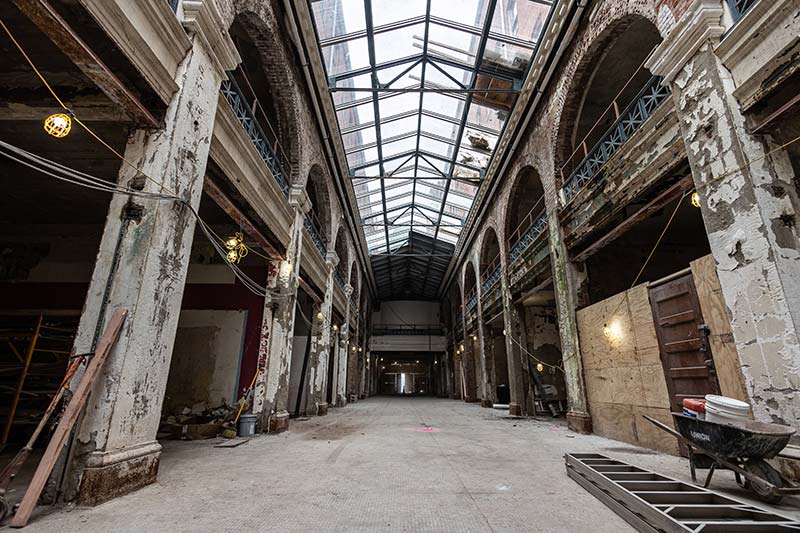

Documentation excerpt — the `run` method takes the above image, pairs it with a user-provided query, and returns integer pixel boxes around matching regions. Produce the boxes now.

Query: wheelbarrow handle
[642,415,686,442]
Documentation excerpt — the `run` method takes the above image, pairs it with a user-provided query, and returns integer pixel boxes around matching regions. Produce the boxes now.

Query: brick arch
[305,163,332,246]
[502,164,546,255]
[548,2,662,185]
[478,225,502,275]
[228,3,304,182]
[349,260,359,292]
[333,224,349,280]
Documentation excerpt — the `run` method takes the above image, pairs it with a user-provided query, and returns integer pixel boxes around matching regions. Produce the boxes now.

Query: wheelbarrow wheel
[743,459,783,504]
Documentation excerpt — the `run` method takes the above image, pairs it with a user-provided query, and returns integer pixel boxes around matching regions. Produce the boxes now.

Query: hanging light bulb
[459,344,465,352]
[358,347,363,352]
[44,112,72,138]
[317,311,324,321]
[352,346,356,352]
[691,191,701,208]
[224,232,248,264]
[333,324,339,332]
[502,329,507,336]
[536,363,544,372]
[472,334,478,341]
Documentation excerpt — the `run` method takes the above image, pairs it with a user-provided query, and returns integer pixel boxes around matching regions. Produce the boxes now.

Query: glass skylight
[310,0,553,255]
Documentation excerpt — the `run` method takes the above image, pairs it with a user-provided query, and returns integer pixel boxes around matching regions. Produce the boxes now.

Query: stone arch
[463,260,478,308]
[479,226,501,284]
[349,260,359,295]
[305,164,332,248]
[228,6,303,181]
[504,165,546,255]
[333,225,349,282]
[552,10,663,183]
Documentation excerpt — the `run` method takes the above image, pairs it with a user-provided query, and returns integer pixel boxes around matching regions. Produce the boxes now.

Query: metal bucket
[237,414,258,437]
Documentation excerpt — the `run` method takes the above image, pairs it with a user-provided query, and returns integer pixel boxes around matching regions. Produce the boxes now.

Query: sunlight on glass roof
[310,0,552,255]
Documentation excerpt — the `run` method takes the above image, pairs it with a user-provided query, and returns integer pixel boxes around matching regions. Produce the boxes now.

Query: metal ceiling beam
[421,0,499,295]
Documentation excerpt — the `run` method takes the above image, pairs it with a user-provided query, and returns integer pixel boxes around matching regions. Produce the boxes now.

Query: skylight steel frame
[309,0,552,296]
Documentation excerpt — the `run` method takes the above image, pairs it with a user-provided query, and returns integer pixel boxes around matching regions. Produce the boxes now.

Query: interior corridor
[25,397,800,532]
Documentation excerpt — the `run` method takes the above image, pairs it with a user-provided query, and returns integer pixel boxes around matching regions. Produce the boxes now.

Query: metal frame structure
[308,0,554,299]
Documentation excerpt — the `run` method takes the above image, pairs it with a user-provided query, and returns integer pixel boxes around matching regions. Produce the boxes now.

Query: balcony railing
[509,210,548,264]
[480,254,502,294]
[560,76,670,205]
[727,0,757,22]
[220,74,290,195]
[465,289,478,313]
[334,269,345,289]
[304,210,327,257]
[372,324,445,336]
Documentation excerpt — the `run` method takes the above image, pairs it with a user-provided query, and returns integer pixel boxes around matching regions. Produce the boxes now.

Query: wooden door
[649,272,720,416]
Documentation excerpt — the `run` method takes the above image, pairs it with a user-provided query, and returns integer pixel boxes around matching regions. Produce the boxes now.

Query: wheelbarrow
[644,413,800,504]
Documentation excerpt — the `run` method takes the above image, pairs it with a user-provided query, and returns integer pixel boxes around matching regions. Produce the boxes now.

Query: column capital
[325,250,340,269]
[181,1,241,77]
[288,185,312,213]
[344,283,354,297]
[645,0,725,84]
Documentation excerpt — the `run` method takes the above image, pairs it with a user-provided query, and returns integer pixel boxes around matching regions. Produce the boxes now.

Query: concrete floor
[16,397,800,531]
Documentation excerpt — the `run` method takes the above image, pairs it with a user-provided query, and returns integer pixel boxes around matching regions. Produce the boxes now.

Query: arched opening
[229,12,298,178]
[462,263,480,402]
[479,228,507,406]
[305,164,331,254]
[334,226,349,289]
[557,17,663,184]
[505,166,546,259]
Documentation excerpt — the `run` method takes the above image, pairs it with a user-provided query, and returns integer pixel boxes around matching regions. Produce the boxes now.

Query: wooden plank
[10,309,127,528]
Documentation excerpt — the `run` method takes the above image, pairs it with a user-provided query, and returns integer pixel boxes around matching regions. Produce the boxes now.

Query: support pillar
[67,2,240,504]
[253,262,279,429]
[307,252,337,416]
[501,274,529,416]
[648,0,800,428]
[545,198,591,433]
[336,284,353,406]
[263,186,309,433]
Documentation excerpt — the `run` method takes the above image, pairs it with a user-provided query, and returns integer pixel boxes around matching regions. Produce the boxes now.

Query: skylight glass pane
[374,24,425,65]
[422,92,465,120]
[313,0,366,40]
[382,136,418,158]
[377,61,423,88]
[420,114,459,140]
[490,0,550,42]
[419,135,456,159]
[380,115,419,139]
[342,126,377,149]
[337,101,374,130]
[430,0,488,28]
[425,61,473,88]
[483,39,534,73]
[427,24,481,67]
[379,92,420,119]
[371,0,426,27]
[322,37,370,76]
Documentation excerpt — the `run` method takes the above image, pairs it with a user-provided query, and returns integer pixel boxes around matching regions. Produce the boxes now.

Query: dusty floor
[13,397,800,531]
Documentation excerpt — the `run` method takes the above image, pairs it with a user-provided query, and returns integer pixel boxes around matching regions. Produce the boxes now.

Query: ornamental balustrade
[334,270,346,289]
[560,76,670,205]
[508,210,548,264]
[220,74,290,195]
[480,257,502,294]
[465,289,478,313]
[304,211,327,257]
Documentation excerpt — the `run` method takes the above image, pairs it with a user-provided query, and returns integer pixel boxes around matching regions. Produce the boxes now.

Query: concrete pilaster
[67,14,239,503]
[307,253,337,415]
[501,275,529,416]
[263,187,309,432]
[336,284,353,406]
[253,262,280,429]
[648,0,800,428]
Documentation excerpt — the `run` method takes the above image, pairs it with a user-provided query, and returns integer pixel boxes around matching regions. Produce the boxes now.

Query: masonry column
[336,284,353,406]
[67,1,240,504]
[501,274,529,416]
[263,185,309,432]
[648,0,800,428]
[347,306,360,402]
[306,251,337,416]
[253,261,280,429]
[544,183,591,432]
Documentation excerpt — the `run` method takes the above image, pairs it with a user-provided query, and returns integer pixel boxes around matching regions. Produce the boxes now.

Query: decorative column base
[268,411,290,433]
[316,402,328,416]
[480,398,493,408]
[567,411,593,434]
[77,441,161,506]
[509,403,523,417]
[335,395,346,408]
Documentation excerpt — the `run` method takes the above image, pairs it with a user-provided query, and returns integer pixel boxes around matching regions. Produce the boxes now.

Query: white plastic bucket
[704,394,751,425]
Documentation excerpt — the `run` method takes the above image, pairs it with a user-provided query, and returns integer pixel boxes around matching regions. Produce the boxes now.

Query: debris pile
[157,401,235,440]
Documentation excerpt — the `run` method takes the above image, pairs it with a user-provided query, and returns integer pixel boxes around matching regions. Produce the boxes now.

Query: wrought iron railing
[334,269,345,289]
[372,324,445,336]
[304,211,327,257]
[465,289,478,313]
[220,75,290,195]
[480,254,502,294]
[561,76,670,205]
[509,210,548,264]
[727,0,757,22]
